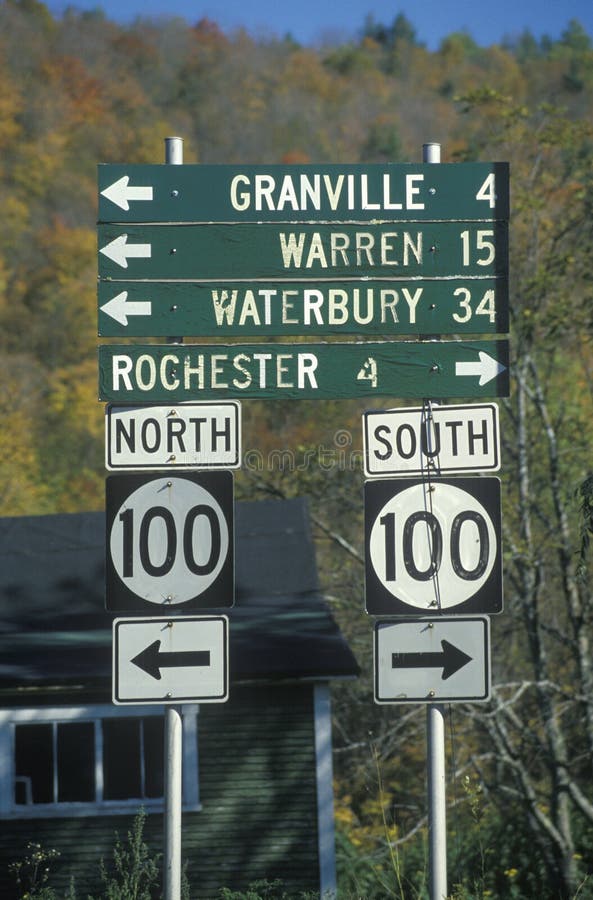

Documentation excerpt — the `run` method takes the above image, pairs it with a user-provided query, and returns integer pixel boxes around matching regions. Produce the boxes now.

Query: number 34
[452,287,496,324]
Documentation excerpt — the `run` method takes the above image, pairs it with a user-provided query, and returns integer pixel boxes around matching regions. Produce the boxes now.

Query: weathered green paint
[98,221,508,280]
[98,162,509,223]
[98,276,509,337]
[98,339,510,401]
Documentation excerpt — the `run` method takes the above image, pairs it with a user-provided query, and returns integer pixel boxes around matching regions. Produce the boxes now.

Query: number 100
[119,505,221,578]
[379,509,490,583]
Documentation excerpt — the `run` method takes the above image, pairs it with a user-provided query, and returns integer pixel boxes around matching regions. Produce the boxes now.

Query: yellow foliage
[0,64,23,149]
[0,410,49,515]
[46,359,103,442]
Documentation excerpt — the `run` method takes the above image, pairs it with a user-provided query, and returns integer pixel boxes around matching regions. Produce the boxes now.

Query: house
[0,496,359,899]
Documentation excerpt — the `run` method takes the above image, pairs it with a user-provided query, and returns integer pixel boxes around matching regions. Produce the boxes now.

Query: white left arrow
[455,351,506,386]
[101,175,153,211]
[99,235,151,269]
[100,291,152,326]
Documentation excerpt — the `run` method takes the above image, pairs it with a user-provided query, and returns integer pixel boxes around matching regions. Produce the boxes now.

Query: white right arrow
[100,291,152,326]
[101,175,153,211]
[455,351,506,386]
[99,234,151,269]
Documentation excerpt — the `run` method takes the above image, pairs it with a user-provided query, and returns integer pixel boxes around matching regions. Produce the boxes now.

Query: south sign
[363,403,501,477]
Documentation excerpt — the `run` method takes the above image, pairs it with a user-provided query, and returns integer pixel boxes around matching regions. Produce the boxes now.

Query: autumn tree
[438,92,593,898]
[1,4,593,894]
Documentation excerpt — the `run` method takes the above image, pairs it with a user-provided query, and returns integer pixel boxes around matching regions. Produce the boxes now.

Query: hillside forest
[2,0,593,896]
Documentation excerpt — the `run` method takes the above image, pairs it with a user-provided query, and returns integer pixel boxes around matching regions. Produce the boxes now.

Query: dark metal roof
[0,497,359,699]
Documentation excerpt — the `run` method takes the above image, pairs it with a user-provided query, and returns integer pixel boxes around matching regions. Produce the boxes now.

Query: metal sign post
[164,135,183,900]
[427,702,447,900]
[424,141,447,900]
[165,698,182,900]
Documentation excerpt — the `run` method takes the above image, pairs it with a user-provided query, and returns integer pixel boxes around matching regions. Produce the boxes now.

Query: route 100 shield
[106,470,234,612]
[364,477,502,616]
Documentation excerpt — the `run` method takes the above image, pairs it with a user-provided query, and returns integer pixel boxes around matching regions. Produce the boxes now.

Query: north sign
[363,403,500,477]
[105,401,241,471]
[105,471,234,612]
[374,617,490,703]
[112,615,229,705]
[98,162,509,223]
[98,340,510,402]
[364,477,503,616]
[98,221,508,280]
[98,277,508,338]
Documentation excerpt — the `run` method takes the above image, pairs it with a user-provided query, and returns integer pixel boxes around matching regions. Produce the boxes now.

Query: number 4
[476,174,496,209]
[357,357,378,389]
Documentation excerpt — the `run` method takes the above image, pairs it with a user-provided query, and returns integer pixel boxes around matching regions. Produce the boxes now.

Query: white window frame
[0,704,200,819]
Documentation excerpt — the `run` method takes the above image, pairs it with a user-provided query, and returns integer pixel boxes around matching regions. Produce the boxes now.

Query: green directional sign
[98,162,509,223]
[98,221,508,281]
[98,276,508,337]
[98,339,509,402]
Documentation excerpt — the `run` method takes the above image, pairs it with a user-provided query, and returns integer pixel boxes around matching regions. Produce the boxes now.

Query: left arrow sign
[100,290,152,326]
[132,640,211,681]
[101,175,153,211]
[99,234,152,269]
[392,640,472,680]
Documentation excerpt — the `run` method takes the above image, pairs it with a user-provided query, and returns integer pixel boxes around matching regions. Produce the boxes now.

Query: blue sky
[48,0,593,49]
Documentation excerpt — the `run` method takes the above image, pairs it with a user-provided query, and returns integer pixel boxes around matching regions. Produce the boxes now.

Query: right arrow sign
[374,617,490,704]
[392,639,473,681]
[455,350,507,386]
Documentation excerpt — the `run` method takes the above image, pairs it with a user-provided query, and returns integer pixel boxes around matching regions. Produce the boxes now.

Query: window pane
[103,719,141,800]
[143,717,164,798]
[57,723,95,802]
[15,724,53,804]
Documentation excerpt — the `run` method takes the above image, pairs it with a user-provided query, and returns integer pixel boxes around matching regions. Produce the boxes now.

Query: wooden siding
[0,684,321,899]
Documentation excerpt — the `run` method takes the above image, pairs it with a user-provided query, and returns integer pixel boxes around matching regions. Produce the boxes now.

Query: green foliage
[8,837,314,899]
[9,841,61,899]
[217,879,319,899]
[88,809,160,900]
[575,473,593,579]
